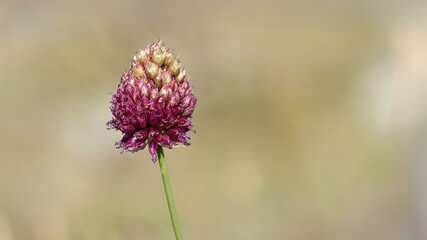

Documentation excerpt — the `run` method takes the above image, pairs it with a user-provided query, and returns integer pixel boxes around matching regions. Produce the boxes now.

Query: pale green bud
[164,52,174,67]
[168,59,181,76]
[147,62,159,79]
[176,69,186,83]
[152,50,165,66]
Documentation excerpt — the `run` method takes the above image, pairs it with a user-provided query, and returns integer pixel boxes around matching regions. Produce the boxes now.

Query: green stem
[157,146,183,240]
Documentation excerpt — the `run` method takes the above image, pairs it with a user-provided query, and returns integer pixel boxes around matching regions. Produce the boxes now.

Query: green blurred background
[1,0,427,239]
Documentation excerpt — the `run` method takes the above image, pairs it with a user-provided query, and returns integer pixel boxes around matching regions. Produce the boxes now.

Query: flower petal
[149,141,159,163]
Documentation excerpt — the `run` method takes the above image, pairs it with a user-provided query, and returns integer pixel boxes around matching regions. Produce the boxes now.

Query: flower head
[107,41,197,163]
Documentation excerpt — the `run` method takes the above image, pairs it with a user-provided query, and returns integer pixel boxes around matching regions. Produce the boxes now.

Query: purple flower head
[107,41,197,163]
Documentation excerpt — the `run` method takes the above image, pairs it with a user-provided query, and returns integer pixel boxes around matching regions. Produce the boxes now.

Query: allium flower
[107,41,197,163]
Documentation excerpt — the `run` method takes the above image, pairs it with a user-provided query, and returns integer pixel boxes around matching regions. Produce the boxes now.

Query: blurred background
[1,0,427,239]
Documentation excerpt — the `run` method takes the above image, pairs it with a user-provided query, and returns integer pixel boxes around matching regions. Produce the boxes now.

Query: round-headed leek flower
[107,41,197,163]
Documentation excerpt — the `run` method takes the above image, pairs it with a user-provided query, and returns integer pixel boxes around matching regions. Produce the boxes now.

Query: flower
[107,41,197,163]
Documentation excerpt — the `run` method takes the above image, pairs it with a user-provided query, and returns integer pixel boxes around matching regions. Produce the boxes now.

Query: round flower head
[107,41,197,163]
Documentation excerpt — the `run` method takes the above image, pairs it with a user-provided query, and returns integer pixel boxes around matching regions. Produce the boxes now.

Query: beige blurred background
[1,0,427,239]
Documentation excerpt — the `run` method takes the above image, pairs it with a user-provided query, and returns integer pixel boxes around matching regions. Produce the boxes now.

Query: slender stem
[157,146,183,240]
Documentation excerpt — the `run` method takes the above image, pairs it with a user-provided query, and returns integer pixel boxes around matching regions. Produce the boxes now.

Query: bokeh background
[1,0,427,239]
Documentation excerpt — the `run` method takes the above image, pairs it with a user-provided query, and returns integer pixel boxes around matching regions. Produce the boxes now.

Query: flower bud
[168,59,181,76]
[176,69,186,83]
[137,79,144,89]
[134,130,148,140]
[169,91,180,107]
[121,124,135,134]
[133,90,140,102]
[163,72,173,86]
[181,95,192,108]
[140,50,148,62]
[182,107,194,117]
[154,74,162,88]
[181,80,189,90]
[189,95,197,108]
[128,75,137,87]
[147,62,159,79]
[132,65,144,78]
[160,134,172,147]
[150,86,159,99]
[164,52,174,66]
[179,80,189,97]
[141,83,149,96]
[152,49,165,66]
[125,83,134,96]
[171,80,178,92]
[160,85,173,99]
